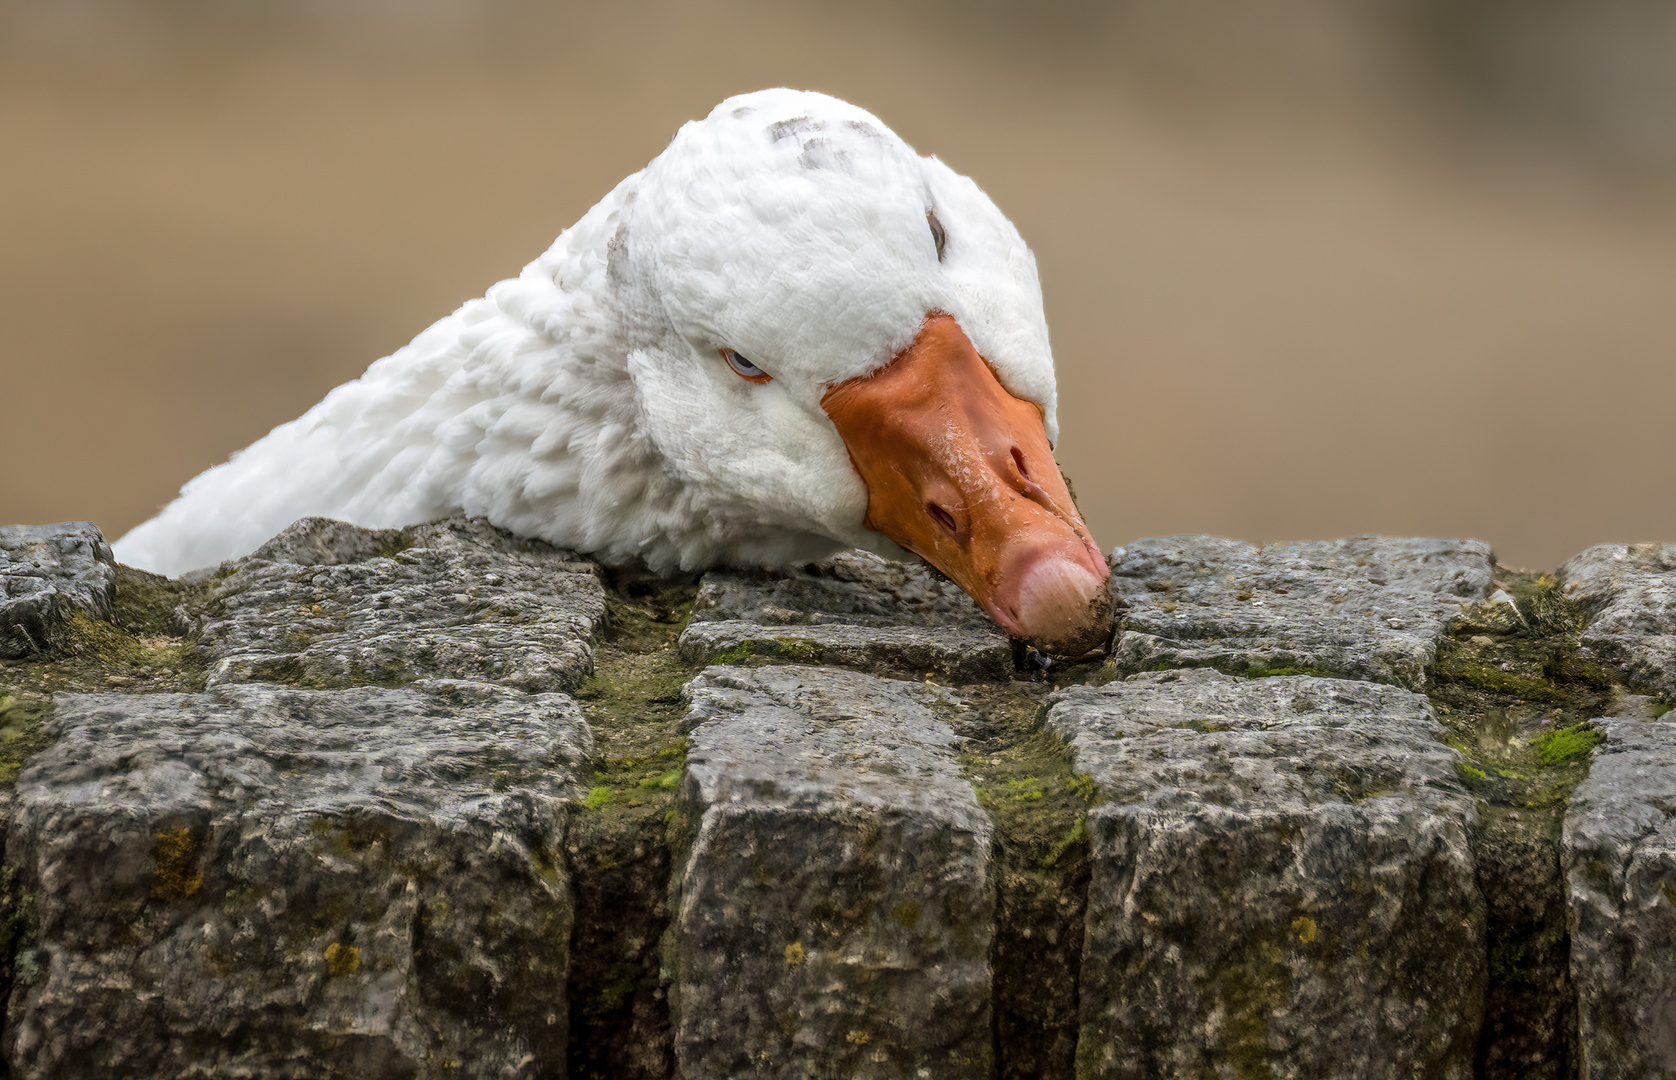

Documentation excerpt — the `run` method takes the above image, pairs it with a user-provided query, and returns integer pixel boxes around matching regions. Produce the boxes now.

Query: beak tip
[1003,554,1115,657]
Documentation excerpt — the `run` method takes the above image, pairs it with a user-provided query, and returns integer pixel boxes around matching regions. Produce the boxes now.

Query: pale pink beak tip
[993,552,1114,657]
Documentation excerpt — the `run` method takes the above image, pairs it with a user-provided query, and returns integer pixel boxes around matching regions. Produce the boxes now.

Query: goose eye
[927,208,947,262]
[721,347,772,384]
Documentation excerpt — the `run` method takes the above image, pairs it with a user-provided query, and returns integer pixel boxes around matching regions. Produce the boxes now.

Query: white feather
[115,89,1058,578]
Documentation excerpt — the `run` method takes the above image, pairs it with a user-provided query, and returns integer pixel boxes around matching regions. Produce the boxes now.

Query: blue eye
[721,347,772,383]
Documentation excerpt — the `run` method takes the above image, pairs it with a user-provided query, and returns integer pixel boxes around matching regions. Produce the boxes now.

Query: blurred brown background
[3,0,1674,572]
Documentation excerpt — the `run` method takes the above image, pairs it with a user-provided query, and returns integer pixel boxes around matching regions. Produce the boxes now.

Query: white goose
[116,89,1112,655]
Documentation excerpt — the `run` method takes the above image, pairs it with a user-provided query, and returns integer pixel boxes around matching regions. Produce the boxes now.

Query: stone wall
[2,519,1674,1079]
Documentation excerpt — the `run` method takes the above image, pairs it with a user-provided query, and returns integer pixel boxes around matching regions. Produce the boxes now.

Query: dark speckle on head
[767,116,822,143]
[606,222,630,284]
[731,106,755,119]
[798,138,848,171]
[844,120,880,139]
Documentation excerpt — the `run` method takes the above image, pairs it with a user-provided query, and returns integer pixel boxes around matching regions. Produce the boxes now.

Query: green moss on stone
[1206,943,1287,1079]
[1532,725,1602,765]
[638,769,681,791]
[0,862,38,967]
[707,633,817,667]
[1427,568,1623,1076]
[953,682,1093,1080]
[1064,773,1099,804]
[1043,818,1088,869]
[1452,660,1564,703]
[375,531,417,560]
[774,638,823,663]
[108,564,216,639]
[1238,663,1331,679]
[1,568,209,709]
[63,612,196,673]
[566,576,699,1078]
[0,693,51,787]
[1001,776,1046,801]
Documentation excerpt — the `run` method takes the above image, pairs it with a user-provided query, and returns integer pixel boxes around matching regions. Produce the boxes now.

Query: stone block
[678,550,1013,680]
[1108,535,1494,689]
[1047,667,1485,1080]
[198,517,607,692]
[672,664,994,1079]
[1561,542,1676,700]
[0,523,117,658]
[1563,716,1676,1078]
[4,680,592,1079]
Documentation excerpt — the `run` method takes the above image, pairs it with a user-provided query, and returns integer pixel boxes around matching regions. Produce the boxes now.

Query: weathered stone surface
[1047,667,1485,1080]
[4,680,591,1079]
[1108,535,1495,689]
[1562,716,1676,1078]
[198,517,608,692]
[1561,542,1676,700]
[0,523,117,658]
[5,516,1641,1077]
[672,664,994,1079]
[678,550,1013,680]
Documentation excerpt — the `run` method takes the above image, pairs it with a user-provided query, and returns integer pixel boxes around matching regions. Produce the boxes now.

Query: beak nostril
[927,503,958,535]
[1011,446,1030,481]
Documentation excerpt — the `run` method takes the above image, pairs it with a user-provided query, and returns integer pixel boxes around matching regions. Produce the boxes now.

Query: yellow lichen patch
[846,1029,871,1045]
[324,941,362,977]
[1292,916,1318,944]
[151,827,203,901]
[783,941,806,966]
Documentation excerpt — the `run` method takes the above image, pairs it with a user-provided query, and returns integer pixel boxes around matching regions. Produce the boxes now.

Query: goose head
[613,89,1112,656]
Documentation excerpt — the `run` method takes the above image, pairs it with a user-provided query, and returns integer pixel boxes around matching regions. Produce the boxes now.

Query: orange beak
[821,313,1113,657]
